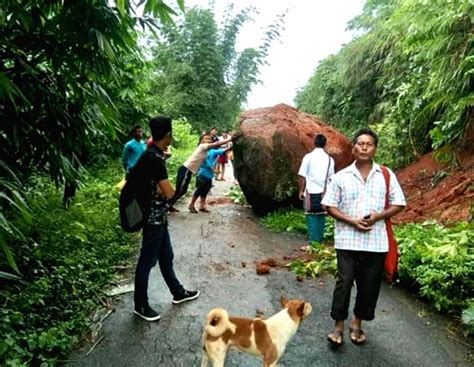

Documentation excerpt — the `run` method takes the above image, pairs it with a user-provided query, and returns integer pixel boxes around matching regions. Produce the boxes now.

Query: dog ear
[280,295,289,307]
[297,302,305,317]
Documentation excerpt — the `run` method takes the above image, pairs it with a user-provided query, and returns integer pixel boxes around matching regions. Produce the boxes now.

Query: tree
[0,0,182,272]
[150,6,285,132]
[295,0,473,168]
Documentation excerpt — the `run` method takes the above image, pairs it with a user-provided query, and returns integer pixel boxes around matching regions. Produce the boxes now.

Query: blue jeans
[134,224,184,308]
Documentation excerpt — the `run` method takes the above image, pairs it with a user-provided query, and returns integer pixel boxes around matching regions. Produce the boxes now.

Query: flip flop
[349,327,366,345]
[188,207,198,213]
[327,329,343,347]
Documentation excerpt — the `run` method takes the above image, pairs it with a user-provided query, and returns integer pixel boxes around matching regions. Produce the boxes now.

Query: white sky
[184,0,366,109]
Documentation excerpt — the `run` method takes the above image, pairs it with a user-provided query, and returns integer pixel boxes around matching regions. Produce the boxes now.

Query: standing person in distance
[168,132,233,210]
[122,125,146,172]
[298,133,335,247]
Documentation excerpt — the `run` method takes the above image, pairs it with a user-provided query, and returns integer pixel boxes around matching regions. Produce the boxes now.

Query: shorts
[194,176,213,197]
[218,154,228,164]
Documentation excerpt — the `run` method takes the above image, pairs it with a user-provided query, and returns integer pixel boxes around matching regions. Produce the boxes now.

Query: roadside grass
[0,161,139,365]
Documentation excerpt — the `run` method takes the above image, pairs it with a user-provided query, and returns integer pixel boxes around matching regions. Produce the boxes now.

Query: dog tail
[205,308,236,338]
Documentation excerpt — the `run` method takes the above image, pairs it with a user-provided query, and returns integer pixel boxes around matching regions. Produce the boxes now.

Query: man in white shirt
[298,134,335,245]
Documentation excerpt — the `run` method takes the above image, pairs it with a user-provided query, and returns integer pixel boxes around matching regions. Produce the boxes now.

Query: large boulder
[233,104,354,215]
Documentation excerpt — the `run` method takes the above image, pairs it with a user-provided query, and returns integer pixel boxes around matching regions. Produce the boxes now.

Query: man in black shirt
[133,116,200,322]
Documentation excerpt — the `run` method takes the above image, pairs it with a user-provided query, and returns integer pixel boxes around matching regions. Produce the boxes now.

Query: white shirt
[183,143,211,174]
[321,162,406,252]
[298,148,335,194]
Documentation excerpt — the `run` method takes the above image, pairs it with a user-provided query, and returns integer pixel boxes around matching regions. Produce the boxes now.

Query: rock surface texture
[233,104,354,214]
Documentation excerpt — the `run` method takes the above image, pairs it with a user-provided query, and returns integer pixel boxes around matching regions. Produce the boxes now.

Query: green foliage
[261,208,335,241]
[462,301,474,336]
[166,119,199,182]
[288,243,337,278]
[0,0,182,271]
[227,185,247,204]
[295,0,474,169]
[262,209,307,234]
[396,221,474,319]
[150,6,285,132]
[0,161,137,365]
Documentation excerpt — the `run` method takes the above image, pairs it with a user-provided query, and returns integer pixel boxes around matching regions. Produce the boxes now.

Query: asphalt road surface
[69,167,471,367]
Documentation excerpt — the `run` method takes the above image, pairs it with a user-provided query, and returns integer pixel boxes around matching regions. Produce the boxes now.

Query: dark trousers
[169,165,193,207]
[330,250,386,321]
[134,224,184,308]
[193,175,212,199]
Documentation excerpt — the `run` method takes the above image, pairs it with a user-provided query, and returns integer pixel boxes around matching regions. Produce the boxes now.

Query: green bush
[261,208,335,241]
[167,118,199,183]
[227,185,247,204]
[0,162,137,365]
[396,221,474,318]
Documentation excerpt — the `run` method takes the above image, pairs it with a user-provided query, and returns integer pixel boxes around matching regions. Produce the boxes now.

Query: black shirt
[127,145,169,226]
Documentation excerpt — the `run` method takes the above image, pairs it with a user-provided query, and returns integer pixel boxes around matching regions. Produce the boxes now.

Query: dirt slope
[394,149,473,224]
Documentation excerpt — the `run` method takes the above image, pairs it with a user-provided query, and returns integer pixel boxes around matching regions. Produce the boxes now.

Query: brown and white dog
[201,296,312,367]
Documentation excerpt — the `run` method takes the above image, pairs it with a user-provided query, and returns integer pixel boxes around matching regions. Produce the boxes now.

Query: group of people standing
[123,116,407,349]
[121,117,236,321]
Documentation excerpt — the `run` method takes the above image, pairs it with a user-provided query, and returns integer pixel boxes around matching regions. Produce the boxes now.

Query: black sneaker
[172,289,200,305]
[133,305,161,321]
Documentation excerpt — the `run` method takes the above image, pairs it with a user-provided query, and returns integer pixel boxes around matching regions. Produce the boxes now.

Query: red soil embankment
[394,150,473,224]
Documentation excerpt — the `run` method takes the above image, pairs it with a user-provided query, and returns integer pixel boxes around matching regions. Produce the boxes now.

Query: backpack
[119,178,145,232]
[119,149,155,232]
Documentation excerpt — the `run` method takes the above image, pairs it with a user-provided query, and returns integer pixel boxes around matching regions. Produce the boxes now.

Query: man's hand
[353,217,373,231]
[362,212,380,226]
[298,191,305,200]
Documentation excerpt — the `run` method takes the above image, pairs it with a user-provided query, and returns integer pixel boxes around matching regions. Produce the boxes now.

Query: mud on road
[69,176,471,367]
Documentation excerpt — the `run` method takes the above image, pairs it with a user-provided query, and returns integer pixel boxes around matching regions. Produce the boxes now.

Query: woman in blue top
[188,145,231,213]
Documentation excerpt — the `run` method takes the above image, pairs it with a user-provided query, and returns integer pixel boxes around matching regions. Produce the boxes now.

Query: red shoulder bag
[380,166,399,284]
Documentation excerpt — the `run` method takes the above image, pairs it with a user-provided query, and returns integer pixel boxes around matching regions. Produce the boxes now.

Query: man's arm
[207,137,232,149]
[157,179,175,200]
[122,144,129,170]
[298,176,306,200]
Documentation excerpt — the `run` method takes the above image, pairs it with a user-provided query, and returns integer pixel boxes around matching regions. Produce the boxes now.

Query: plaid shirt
[322,161,406,252]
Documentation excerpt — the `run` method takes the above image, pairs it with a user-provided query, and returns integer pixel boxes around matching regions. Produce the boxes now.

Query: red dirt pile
[394,150,473,224]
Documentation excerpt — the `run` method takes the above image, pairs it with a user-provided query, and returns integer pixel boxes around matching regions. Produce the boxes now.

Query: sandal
[349,327,366,345]
[327,329,343,347]
[199,208,210,213]
[188,207,198,213]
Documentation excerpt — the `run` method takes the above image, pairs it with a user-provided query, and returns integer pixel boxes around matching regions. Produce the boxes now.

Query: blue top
[122,139,146,171]
[197,148,226,179]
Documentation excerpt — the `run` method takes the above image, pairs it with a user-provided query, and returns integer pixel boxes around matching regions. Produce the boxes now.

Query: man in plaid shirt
[322,128,406,346]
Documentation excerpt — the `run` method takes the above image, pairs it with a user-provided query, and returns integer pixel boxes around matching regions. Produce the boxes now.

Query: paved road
[69,168,471,366]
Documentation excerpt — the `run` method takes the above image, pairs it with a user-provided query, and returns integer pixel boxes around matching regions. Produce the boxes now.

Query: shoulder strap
[380,166,390,209]
[323,154,331,192]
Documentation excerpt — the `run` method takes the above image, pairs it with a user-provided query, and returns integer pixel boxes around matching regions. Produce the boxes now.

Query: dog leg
[210,356,226,367]
[201,350,210,367]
